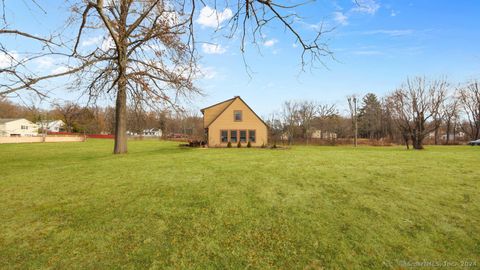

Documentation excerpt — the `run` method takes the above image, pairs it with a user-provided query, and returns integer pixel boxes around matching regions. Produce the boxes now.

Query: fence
[0,136,85,144]
[48,132,114,139]
[272,138,395,146]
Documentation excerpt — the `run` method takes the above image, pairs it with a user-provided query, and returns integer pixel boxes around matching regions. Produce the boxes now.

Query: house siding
[0,119,38,137]
[206,98,267,147]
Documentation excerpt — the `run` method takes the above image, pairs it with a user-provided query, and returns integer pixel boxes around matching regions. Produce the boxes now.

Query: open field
[0,140,479,269]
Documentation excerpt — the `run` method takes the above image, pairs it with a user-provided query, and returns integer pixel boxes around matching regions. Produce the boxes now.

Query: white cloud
[202,43,226,54]
[197,6,233,28]
[296,18,326,31]
[351,0,380,15]
[50,66,69,75]
[361,29,414,37]
[81,36,103,47]
[35,56,55,68]
[351,50,383,55]
[292,43,298,48]
[263,39,278,47]
[333,11,349,25]
[0,51,20,68]
[390,10,397,17]
[199,65,217,79]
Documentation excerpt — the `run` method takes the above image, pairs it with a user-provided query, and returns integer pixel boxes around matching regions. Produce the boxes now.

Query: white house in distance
[0,118,38,137]
[127,128,163,137]
[143,128,162,137]
[36,120,65,132]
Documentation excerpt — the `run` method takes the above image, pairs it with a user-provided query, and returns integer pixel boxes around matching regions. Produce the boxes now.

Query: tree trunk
[354,117,358,147]
[453,124,456,143]
[113,4,128,154]
[113,76,127,154]
[403,134,409,150]
[445,121,451,145]
[411,129,424,150]
[412,136,424,149]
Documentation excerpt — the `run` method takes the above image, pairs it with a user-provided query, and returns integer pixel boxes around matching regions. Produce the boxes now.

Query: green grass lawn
[0,140,479,269]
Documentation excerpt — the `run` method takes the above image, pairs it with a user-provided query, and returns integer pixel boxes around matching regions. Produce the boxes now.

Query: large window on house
[234,110,242,121]
[240,130,247,142]
[248,130,256,143]
[221,130,228,143]
[230,130,238,142]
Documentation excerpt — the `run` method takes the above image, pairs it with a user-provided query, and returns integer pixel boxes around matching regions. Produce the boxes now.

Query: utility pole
[348,95,358,147]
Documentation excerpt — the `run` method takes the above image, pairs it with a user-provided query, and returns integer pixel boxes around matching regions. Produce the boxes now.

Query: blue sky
[2,0,480,116]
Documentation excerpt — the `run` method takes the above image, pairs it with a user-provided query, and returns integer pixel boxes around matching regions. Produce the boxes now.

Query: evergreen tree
[358,93,383,139]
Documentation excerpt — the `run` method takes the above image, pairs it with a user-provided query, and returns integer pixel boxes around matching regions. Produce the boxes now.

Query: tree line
[0,98,203,138]
[2,76,479,150]
[267,77,480,149]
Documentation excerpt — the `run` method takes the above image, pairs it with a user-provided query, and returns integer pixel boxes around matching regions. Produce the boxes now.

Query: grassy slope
[0,140,479,269]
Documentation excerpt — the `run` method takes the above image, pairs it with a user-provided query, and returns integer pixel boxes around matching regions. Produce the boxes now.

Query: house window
[234,110,242,121]
[21,125,28,130]
[248,130,256,142]
[240,130,247,142]
[230,130,238,142]
[221,130,228,143]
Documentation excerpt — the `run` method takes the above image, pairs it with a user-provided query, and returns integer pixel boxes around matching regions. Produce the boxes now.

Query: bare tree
[386,94,411,149]
[388,77,447,149]
[52,102,82,132]
[0,97,25,118]
[317,103,337,119]
[1,0,331,154]
[266,112,283,147]
[297,101,317,144]
[0,1,60,98]
[458,81,480,140]
[281,101,300,145]
[442,93,459,144]
[432,97,444,145]
[347,95,358,147]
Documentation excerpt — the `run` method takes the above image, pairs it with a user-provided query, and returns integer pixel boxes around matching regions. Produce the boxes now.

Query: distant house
[311,129,337,140]
[441,132,465,141]
[127,129,162,137]
[201,96,268,147]
[36,120,65,132]
[143,128,162,137]
[428,131,466,141]
[0,118,38,137]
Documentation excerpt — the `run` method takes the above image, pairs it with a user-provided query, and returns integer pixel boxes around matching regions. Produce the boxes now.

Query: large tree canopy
[0,0,331,153]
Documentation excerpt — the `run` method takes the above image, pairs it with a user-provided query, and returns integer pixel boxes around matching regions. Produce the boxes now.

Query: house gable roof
[0,118,29,124]
[201,96,268,128]
[200,97,236,114]
[200,97,237,127]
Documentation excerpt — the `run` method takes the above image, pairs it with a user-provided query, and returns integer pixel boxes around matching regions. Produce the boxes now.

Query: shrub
[272,143,277,149]
[237,141,242,148]
[227,141,232,148]
[261,143,266,148]
[247,141,251,148]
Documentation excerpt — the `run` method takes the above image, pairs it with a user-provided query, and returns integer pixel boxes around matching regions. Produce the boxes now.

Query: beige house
[201,96,268,147]
[311,129,337,140]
